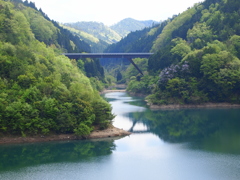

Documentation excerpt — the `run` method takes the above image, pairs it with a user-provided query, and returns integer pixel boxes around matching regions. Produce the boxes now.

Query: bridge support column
[127,58,144,76]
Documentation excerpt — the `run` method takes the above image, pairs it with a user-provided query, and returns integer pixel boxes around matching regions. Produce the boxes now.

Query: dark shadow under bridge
[63,53,153,75]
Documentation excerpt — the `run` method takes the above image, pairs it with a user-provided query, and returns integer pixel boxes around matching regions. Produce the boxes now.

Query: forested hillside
[21,0,91,53]
[104,27,155,53]
[102,19,170,72]
[147,0,240,105]
[0,0,114,137]
[63,18,158,52]
[64,21,122,44]
[108,0,240,105]
[61,24,109,53]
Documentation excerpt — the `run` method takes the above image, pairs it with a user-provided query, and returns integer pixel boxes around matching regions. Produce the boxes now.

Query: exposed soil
[101,89,126,93]
[0,126,131,145]
[100,84,127,94]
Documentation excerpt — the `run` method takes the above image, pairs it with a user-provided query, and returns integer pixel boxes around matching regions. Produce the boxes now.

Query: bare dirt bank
[101,89,126,93]
[0,126,131,145]
[100,84,127,94]
[149,103,240,109]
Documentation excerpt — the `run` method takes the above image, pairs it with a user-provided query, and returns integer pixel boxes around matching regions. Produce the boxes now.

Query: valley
[62,18,158,52]
[1,0,240,179]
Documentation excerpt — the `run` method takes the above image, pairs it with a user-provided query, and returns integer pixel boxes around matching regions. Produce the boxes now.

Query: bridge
[63,53,153,75]
[128,120,151,134]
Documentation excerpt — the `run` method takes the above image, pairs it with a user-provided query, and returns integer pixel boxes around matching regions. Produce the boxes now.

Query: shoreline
[100,84,127,94]
[149,102,240,109]
[101,89,126,94]
[101,90,240,109]
[0,126,131,145]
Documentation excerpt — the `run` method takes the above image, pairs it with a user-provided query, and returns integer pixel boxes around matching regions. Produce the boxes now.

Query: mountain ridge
[110,18,158,37]
[63,18,159,52]
[64,21,122,44]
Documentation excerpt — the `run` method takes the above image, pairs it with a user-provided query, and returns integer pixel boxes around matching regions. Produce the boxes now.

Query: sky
[30,0,202,26]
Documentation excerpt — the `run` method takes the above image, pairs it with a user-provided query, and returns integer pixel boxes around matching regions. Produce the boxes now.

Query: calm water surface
[1,92,240,180]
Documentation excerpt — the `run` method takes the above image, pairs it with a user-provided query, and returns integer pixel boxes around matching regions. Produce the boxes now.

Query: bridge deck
[63,53,154,76]
[63,53,153,59]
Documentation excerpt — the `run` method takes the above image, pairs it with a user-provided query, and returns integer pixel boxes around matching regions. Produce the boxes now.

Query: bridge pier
[127,58,144,75]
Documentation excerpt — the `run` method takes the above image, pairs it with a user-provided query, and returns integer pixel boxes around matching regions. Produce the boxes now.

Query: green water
[0,92,240,180]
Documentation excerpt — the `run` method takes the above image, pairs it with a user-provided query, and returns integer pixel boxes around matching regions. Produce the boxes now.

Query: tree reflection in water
[0,139,116,171]
[127,108,240,154]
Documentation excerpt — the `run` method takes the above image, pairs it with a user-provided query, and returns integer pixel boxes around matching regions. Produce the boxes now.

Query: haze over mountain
[60,24,109,53]
[110,18,158,37]
[64,21,122,44]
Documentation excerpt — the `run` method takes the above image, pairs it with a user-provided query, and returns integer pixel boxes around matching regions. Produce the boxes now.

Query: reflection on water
[1,92,240,180]
[129,108,240,154]
[105,92,240,154]
[0,139,116,171]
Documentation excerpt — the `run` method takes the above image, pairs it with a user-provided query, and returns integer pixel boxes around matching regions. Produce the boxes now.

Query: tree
[116,71,122,82]
[187,22,213,49]
[170,38,191,60]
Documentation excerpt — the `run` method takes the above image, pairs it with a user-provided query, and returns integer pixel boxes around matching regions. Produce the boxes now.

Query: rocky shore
[0,126,131,145]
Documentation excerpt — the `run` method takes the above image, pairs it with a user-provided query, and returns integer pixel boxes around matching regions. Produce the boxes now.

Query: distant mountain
[110,18,159,37]
[61,24,109,53]
[64,21,122,44]
[63,18,158,52]
[104,22,165,53]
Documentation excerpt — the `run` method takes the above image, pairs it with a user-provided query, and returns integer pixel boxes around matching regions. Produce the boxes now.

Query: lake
[0,92,240,180]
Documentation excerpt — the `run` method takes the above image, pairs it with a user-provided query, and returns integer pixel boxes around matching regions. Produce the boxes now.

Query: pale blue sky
[30,0,202,25]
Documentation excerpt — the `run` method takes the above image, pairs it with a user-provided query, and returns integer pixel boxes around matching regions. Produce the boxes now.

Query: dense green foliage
[20,0,91,53]
[147,0,240,104]
[106,0,240,105]
[102,21,167,72]
[104,28,153,53]
[0,0,114,136]
[122,58,158,94]
[63,18,158,53]
[104,22,164,53]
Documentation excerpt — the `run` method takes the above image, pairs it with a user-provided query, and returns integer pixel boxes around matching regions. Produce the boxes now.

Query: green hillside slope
[105,0,240,105]
[64,21,122,44]
[63,18,158,52]
[0,0,114,137]
[104,21,164,53]
[146,0,240,105]
[20,1,91,53]
[61,24,109,53]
